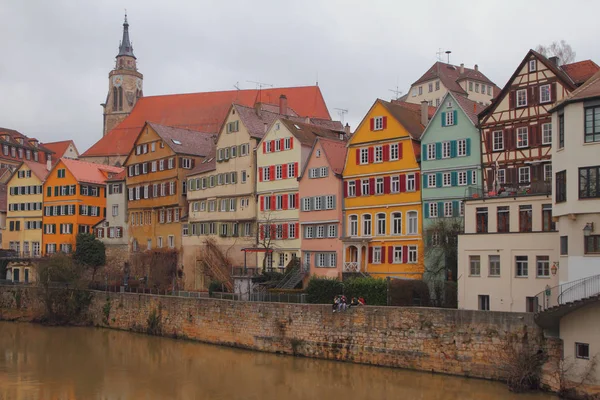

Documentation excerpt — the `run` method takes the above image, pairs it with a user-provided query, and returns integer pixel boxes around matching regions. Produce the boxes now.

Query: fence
[211,291,307,304]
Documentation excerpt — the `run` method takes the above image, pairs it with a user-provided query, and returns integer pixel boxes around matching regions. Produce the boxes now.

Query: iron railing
[466,181,551,200]
[535,274,600,313]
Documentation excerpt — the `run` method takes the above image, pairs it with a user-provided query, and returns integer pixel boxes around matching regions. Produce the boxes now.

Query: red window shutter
[402,246,408,264]
[344,181,348,197]
[415,172,420,191]
[290,137,294,149]
[485,131,492,152]
[355,148,360,164]
[369,118,374,131]
[551,83,557,101]
[356,179,361,196]
[388,246,393,264]
[282,223,288,239]
[398,142,403,159]
[368,246,373,263]
[263,142,266,153]
[383,176,390,194]
[382,116,388,129]
[280,139,284,151]
[509,91,515,109]
[282,195,288,210]
[530,124,538,147]
[173,182,177,195]
[530,86,537,105]
[295,222,299,238]
[294,162,298,177]
[368,147,374,163]
[259,167,263,182]
[383,144,390,161]
[260,196,264,211]
[271,195,276,209]
[270,165,275,180]
[399,174,406,192]
[486,169,494,191]
[381,246,386,263]
[270,225,276,238]
[282,165,288,179]
[369,178,375,195]
[260,225,264,240]
[508,129,516,150]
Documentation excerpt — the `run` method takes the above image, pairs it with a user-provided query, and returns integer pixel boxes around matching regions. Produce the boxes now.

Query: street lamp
[583,223,594,237]
[551,262,558,276]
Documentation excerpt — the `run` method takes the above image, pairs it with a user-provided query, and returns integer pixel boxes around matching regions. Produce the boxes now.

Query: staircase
[534,274,600,329]
[275,257,307,290]
[198,238,233,292]
[203,259,233,292]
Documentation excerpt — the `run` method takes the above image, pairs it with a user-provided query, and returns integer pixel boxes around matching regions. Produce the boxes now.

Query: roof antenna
[445,50,452,64]
[247,80,273,103]
[436,48,445,62]
[389,78,403,100]
[334,108,348,124]
[316,71,319,86]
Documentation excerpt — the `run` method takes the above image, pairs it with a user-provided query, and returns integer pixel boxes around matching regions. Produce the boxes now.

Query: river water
[0,322,556,400]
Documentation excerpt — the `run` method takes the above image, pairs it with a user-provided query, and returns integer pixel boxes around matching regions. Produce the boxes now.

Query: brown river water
[0,321,557,400]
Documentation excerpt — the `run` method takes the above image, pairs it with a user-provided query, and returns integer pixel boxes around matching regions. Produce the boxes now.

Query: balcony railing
[466,181,551,200]
[0,251,43,260]
[343,262,360,273]
[535,274,600,313]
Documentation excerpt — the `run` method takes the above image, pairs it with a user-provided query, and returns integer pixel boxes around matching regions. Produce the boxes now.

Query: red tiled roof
[412,62,500,96]
[82,86,332,157]
[391,100,437,118]
[452,94,485,125]
[147,122,215,157]
[0,183,6,212]
[279,119,346,147]
[379,100,427,141]
[107,170,126,182]
[318,137,347,175]
[561,60,600,86]
[0,127,53,158]
[61,158,124,185]
[23,160,50,181]
[42,140,77,158]
[187,149,216,177]
[551,69,600,111]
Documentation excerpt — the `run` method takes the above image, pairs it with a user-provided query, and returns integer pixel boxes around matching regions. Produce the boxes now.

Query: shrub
[305,277,387,305]
[208,280,225,295]
[389,279,431,307]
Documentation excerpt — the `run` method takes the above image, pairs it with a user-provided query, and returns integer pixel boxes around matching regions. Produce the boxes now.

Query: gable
[350,101,413,146]
[124,125,174,167]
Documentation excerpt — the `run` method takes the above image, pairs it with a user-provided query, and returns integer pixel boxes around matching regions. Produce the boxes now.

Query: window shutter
[398,142,403,159]
[551,82,557,102]
[290,138,294,149]
[309,197,315,211]
[437,202,444,217]
[355,148,360,164]
[435,142,442,159]
[271,195,276,210]
[355,179,361,196]
[282,223,288,239]
[402,246,408,263]
[451,171,457,186]
[294,223,299,238]
[453,110,458,124]
[387,246,393,263]
[294,162,298,177]
[399,174,406,192]
[441,112,446,127]
[344,181,348,197]
[436,172,442,188]
[260,225,264,240]
[258,167,263,182]
[262,142,266,153]
[424,203,429,218]
[381,246,386,263]
[422,174,428,189]
[467,170,472,185]
[485,131,492,152]
[368,147,374,163]
[368,246,373,263]
[332,195,336,209]
[369,178,375,195]
[282,165,288,179]
[422,145,427,161]
[383,144,390,161]
[486,169,494,191]
[382,116,388,129]
[282,195,288,210]
[509,91,515,109]
[260,196,264,211]
[509,167,517,184]
[269,166,275,180]
[531,124,539,147]
[466,138,471,156]
[54,186,59,196]
[450,141,457,158]
[369,118,374,131]
[383,176,390,194]
[453,201,459,217]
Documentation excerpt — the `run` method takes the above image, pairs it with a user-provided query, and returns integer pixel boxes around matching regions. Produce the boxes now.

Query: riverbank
[0,285,563,394]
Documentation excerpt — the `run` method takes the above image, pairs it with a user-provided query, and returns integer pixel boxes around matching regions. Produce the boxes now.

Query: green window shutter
[437,202,444,216]
[436,173,442,188]
[441,112,447,127]
[467,171,473,185]
[332,195,336,209]
[453,110,458,124]
[47,186,51,197]
[424,204,429,218]
[466,138,471,156]
[451,171,457,186]
[452,201,459,217]
[54,186,59,196]
[435,143,442,159]
[422,144,427,160]
[450,141,457,158]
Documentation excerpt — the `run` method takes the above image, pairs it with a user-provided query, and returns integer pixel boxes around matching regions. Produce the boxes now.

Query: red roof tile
[561,60,600,86]
[147,122,215,157]
[317,137,347,175]
[187,149,216,176]
[42,140,78,159]
[452,94,485,125]
[23,160,50,181]
[107,170,126,182]
[551,69,600,111]
[391,100,437,118]
[0,127,53,160]
[379,100,427,140]
[279,119,346,147]
[82,86,332,157]
[61,158,124,185]
[412,62,500,96]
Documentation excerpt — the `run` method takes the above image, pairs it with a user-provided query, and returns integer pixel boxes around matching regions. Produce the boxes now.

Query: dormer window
[529,60,537,72]
[10,147,15,158]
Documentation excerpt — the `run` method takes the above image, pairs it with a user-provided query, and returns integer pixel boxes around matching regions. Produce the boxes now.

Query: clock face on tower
[112,75,123,87]
[136,78,143,90]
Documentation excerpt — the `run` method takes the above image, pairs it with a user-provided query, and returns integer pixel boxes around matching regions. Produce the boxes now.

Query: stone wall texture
[0,285,562,391]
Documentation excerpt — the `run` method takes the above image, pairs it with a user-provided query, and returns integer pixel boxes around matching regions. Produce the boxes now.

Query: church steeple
[118,13,136,59]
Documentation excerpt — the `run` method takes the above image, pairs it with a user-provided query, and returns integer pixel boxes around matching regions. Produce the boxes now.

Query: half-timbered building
[478,50,599,195]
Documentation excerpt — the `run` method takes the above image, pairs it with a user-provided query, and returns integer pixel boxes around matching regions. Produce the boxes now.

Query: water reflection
[0,322,556,400]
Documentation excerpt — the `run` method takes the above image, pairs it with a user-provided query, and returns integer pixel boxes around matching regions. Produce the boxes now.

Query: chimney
[254,102,261,116]
[263,122,268,133]
[279,94,288,116]
[474,64,479,72]
[420,101,429,127]
[549,56,559,66]
[460,63,465,74]
[344,123,351,136]
[305,117,310,124]
[46,155,52,171]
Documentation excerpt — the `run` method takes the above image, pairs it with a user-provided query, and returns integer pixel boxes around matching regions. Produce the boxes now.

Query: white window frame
[349,215,358,237]
[427,143,436,160]
[391,176,399,193]
[493,131,504,151]
[497,169,506,184]
[407,173,416,192]
[427,174,436,188]
[390,143,399,160]
[544,164,552,182]
[445,111,455,126]
[373,116,384,131]
[408,246,418,264]
[444,202,453,217]
[458,171,467,186]
[407,211,418,235]
[517,127,529,148]
[362,214,372,237]
[429,203,438,218]
[375,177,384,195]
[518,166,530,183]
[275,165,283,180]
[542,123,552,145]
[374,146,383,163]
[360,148,369,164]
[540,84,551,103]
[442,172,451,187]
[457,139,466,157]
[376,213,386,236]
[516,89,527,107]
[529,59,536,72]
[372,247,382,264]
[442,142,451,158]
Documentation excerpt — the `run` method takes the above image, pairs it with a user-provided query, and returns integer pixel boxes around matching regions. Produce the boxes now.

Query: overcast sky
[1,0,599,153]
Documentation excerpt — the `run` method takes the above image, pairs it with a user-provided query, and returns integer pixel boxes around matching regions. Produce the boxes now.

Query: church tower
[102,14,143,136]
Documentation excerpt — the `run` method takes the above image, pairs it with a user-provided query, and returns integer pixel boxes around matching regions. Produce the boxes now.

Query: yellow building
[3,161,50,282]
[342,99,426,279]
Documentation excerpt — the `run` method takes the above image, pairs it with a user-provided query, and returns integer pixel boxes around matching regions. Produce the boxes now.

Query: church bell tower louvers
[102,14,143,136]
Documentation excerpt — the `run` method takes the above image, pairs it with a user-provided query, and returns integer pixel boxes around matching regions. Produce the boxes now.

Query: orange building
[42,158,123,254]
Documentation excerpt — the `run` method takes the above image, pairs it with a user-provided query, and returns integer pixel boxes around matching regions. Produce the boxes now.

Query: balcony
[0,250,43,260]
[343,262,360,273]
[465,181,551,200]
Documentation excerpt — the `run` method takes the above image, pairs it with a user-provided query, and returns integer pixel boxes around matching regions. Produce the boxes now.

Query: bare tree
[553,354,598,397]
[535,40,576,65]
[256,212,281,272]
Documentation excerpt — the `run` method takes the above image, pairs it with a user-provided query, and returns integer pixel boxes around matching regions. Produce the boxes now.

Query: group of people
[332,295,365,313]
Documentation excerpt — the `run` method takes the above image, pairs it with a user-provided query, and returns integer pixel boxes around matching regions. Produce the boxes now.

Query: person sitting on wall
[332,295,340,313]
[349,297,359,307]
[338,295,348,312]
[358,297,365,306]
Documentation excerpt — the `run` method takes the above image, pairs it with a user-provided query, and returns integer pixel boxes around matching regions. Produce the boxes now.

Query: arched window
[376,213,386,236]
[349,215,358,237]
[362,214,372,237]
[118,87,123,111]
[112,87,118,111]
[392,212,402,235]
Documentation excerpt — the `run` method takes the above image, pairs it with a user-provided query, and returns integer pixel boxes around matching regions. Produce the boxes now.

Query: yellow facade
[342,100,424,279]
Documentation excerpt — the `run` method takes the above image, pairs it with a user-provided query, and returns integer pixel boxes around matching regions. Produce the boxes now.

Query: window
[427,143,436,160]
[347,181,356,197]
[376,213,386,235]
[519,205,532,232]
[375,177,384,195]
[576,343,590,360]
[476,207,488,233]
[386,176,399,194]
[284,138,291,150]
[408,246,417,263]
[241,170,247,183]
[263,167,271,181]
[112,204,119,217]
[442,172,451,187]
[444,202,453,217]
[287,163,296,178]
[304,226,314,239]
[360,148,369,164]
[560,236,569,255]
[519,166,530,183]
[469,82,473,91]
[429,203,439,219]
[457,139,466,157]
[458,171,467,186]
[539,123,552,145]
[362,214,372,236]
[407,211,418,235]
[428,174,436,188]
[436,98,440,107]
[542,204,555,232]
[168,158,174,169]
[390,143,399,160]
[57,169,66,178]
[516,89,527,107]
[374,146,383,163]
[537,256,550,277]
[579,166,600,199]
[539,84,551,103]
[489,255,501,276]
[442,142,451,158]
[325,195,334,210]
[374,116,384,130]
[475,83,480,93]
[372,247,382,264]
[478,295,490,311]
[349,215,358,237]
[544,164,552,182]
[435,81,440,90]
[275,165,282,180]
[556,170,567,203]
[406,174,416,191]
[517,127,529,148]
[361,179,369,196]
[497,206,510,233]
[469,256,481,276]
[493,131,504,151]
[585,235,600,254]
[529,59,536,72]
[315,225,325,239]
[328,224,337,238]
[428,83,433,92]
[445,112,454,126]
[314,196,322,210]
[515,256,528,277]
[289,194,297,209]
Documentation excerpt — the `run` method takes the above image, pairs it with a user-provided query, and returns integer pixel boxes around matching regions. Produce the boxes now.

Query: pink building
[298,137,347,279]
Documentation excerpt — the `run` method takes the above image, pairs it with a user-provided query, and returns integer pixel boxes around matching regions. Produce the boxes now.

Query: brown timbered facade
[478,50,598,194]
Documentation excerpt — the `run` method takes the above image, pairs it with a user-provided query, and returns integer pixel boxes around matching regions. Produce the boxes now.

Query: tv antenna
[436,48,445,62]
[334,108,348,124]
[247,80,273,90]
[233,82,241,90]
